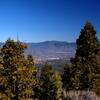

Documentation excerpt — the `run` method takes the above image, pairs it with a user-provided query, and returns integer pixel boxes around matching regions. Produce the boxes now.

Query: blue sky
[0,0,100,42]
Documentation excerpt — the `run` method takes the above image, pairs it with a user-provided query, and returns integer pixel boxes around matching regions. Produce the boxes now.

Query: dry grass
[63,90,100,100]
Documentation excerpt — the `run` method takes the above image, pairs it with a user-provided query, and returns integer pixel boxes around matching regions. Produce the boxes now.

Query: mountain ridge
[25,41,76,62]
[0,41,76,62]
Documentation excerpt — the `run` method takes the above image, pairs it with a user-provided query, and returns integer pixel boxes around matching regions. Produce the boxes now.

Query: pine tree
[71,22,100,92]
[1,38,27,99]
[0,48,9,99]
[62,63,73,91]
[19,54,38,99]
[0,39,39,99]
[40,63,54,100]
[27,55,39,100]
[40,63,63,100]
[52,71,63,100]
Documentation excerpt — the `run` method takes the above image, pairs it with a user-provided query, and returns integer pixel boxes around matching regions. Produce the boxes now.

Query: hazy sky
[0,0,100,42]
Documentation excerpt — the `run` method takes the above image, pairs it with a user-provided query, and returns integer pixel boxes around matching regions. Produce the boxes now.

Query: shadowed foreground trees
[0,39,63,100]
[62,63,73,91]
[63,22,100,96]
[0,39,27,99]
[0,22,100,100]
[0,39,38,99]
[40,63,63,100]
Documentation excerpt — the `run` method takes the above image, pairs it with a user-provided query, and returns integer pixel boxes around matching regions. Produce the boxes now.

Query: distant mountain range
[0,41,76,63]
[25,41,76,62]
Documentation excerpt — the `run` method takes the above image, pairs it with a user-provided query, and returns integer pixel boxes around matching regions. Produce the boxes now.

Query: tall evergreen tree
[1,39,27,99]
[71,22,100,92]
[27,55,39,100]
[62,63,73,91]
[0,39,39,99]
[52,71,63,100]
[40,63,54,100]
[19,54,38,99]
[40,63,63,100]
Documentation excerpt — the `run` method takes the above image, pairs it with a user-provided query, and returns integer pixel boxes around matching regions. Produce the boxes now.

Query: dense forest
[0,22,100,100]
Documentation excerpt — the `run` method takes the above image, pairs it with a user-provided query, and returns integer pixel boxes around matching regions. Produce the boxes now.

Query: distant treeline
[0,22,100,100]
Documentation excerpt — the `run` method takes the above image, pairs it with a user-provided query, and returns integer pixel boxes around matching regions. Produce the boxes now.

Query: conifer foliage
[0,39,38,99]
[70,22,100,93]
[62,63,73,91]
[0,39,27,99]
[40,63,62,100]
[0,21,100,99]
